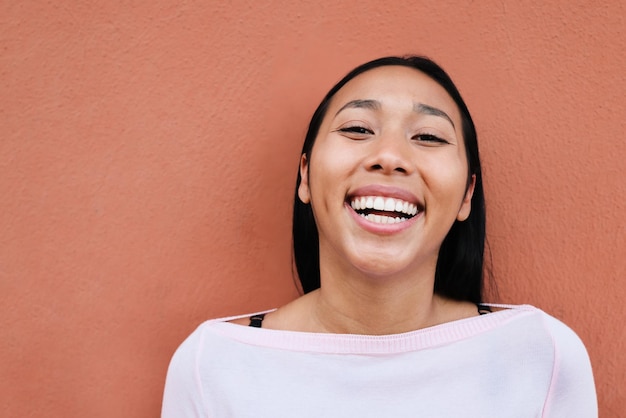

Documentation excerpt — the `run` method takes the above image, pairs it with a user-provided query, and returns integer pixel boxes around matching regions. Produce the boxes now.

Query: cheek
[308,143,353,191]
[423,158,469,200]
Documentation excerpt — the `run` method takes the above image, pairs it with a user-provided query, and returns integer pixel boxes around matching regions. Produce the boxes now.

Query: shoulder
[507,305,592,362]
[492,305,598,416]
[169,309,276,355]
[501,305,587,346]
[162,311,273,417]
[532,309,596,389]
[537,310,589,355]
[537,310,597,416]
[489,304,593,365]
[162,322,209,417]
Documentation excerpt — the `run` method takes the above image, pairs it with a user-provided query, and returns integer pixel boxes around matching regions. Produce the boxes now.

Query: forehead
[328,65,461,123]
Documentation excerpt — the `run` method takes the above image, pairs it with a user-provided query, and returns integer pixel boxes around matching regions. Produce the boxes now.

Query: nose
[364,132,413,175]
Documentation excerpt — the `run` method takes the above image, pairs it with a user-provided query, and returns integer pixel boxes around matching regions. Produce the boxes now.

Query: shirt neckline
[206,304,538,354]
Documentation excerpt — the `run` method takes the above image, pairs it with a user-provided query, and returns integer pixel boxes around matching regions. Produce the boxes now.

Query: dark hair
[292,56,486,303]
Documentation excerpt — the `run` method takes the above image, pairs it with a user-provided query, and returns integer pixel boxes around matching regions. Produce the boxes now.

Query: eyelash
[412,133,449,144]
[337,126,450,145]
[338,126,374,135]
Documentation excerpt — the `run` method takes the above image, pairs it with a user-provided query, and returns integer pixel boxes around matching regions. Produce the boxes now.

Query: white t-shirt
[162,305,597,417]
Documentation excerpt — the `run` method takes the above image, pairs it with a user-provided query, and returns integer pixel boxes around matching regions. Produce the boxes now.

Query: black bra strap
[477,304,492,315]
[249,313,266,328]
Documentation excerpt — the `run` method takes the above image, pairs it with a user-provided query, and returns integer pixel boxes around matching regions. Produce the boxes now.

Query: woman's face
[298,65,475,280]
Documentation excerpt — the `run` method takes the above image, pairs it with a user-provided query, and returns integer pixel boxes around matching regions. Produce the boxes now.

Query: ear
[297,154,311,204]
[456,174,476,221]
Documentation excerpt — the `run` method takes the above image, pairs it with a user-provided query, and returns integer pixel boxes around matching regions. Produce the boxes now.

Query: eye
[338,126,374,135]
[335,125,375,140]
[412,133,450,145]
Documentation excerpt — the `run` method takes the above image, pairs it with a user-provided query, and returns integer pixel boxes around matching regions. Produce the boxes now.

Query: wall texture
[1,1,624,416]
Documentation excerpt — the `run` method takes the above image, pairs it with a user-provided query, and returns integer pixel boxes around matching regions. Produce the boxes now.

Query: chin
[351,255,415,279]
[347,246,437,280]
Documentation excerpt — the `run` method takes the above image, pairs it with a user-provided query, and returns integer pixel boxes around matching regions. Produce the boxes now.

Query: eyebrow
[335,99,456,129]
[335,99,381,116]
[414,103,455,129]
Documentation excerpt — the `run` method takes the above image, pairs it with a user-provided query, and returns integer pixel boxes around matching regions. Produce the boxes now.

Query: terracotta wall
[2,1,624,416]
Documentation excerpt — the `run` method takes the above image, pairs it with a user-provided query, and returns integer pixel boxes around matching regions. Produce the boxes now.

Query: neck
[310,266,445,335]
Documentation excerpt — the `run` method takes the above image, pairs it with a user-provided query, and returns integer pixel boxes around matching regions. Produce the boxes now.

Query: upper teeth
[350,196,419,216]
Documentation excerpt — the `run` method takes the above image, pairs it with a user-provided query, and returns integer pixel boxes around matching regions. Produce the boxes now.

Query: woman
[162,56,597,417]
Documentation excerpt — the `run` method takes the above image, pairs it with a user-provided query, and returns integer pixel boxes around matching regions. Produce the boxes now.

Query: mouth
[348,195,422,225]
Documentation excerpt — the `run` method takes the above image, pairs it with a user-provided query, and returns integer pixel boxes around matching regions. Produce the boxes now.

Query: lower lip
[345,203,420,234]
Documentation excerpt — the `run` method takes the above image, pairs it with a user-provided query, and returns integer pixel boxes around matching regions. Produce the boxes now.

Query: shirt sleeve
[541,314,598,417]
[161,325,208,418]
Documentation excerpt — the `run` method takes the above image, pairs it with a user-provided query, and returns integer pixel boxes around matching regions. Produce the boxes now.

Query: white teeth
[351,195,420,218]
[352,194,420,225]
[384,198,395,211]
[360,213,408,224]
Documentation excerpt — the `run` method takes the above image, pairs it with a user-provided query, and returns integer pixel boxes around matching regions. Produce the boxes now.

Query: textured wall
[1,1,624,416]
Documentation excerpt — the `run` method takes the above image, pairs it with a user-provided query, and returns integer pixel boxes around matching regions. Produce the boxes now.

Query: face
[298,66,475,281]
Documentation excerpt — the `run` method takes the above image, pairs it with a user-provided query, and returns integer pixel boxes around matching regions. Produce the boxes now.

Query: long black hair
[292,56,486,304]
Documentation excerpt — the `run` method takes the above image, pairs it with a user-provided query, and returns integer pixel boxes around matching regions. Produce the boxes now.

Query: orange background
[2,1,624,416]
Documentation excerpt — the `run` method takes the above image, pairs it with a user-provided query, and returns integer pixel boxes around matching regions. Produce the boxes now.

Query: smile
[349,196,421,224]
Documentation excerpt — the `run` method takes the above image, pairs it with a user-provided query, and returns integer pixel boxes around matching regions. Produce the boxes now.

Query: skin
[234,66,478,334]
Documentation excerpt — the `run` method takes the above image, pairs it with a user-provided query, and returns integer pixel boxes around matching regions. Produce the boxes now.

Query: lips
[349,195,421,224]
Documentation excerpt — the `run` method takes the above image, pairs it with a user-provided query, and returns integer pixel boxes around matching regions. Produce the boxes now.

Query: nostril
[369,163,409,173]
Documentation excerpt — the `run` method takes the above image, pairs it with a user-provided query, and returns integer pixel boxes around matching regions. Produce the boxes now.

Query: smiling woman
[161,56,597,417]
[295,65,475,309]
